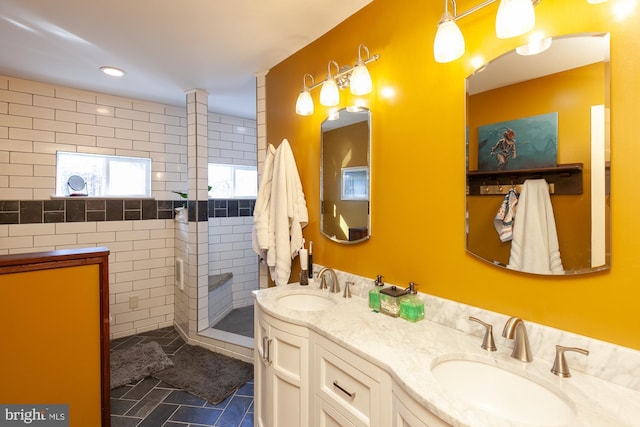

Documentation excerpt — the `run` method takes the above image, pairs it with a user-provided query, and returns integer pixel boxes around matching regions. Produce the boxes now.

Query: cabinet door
[270,323,310,426]
[0,265,103,427]
[318,396,356,427]
[254,305,310,427]
[392,388,450,427]
[254,306,271,427]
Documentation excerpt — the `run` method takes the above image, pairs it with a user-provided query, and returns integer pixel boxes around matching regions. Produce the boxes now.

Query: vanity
[253,274,640,427]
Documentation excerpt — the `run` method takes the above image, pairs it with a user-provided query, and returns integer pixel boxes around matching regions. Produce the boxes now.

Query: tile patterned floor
[110,327,254,427]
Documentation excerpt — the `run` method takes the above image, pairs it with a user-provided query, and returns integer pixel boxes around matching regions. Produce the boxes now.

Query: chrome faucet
[318,267,341,294]
[502,316,533,362]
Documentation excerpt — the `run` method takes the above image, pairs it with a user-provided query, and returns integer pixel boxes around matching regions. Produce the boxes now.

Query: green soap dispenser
[368,274,385,311]
[400,282,424,322]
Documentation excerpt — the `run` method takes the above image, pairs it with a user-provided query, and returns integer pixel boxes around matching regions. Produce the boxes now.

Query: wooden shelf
[467,163,583,195]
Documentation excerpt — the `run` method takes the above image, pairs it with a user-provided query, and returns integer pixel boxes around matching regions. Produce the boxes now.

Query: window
[208,163,257,199]
[56,151,152,197]
[341,166,369,200]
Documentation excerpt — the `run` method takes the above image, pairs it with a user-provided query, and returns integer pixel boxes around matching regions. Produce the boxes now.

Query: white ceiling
[0,0,372,119]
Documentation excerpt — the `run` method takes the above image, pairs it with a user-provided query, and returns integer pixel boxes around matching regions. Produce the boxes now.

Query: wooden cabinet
[0,247,110,427]
[392,385,450,427]
[254,304,310,427]
[313,334,391,427]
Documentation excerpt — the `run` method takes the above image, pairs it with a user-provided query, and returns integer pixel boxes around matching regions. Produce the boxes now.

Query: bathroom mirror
[465,33,610,275]
[320,107,371,243]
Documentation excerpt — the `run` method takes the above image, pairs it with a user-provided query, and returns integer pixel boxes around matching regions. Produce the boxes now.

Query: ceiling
[0,0,372,119]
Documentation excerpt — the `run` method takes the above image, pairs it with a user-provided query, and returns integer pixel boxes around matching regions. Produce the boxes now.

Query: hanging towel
[252,144,276,260]
[507,179,564,275]
[494,188,519,242]
[266,139,309,286]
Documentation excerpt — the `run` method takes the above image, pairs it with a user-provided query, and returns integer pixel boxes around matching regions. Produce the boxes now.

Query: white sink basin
[431,358,575,426]
[277,292,337,311]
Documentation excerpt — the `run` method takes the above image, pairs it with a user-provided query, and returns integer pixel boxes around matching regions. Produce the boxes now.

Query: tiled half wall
[0,199,255,224]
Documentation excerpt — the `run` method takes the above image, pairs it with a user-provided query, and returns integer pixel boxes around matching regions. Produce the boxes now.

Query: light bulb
[434,18,465,63]
[295,90,314,116]
[496,0,535,39]
[320,78,340,107]
[350,62,372,95]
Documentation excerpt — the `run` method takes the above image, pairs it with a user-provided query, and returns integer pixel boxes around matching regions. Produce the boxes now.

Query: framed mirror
[320,107,371,243]
[465,33,610,275]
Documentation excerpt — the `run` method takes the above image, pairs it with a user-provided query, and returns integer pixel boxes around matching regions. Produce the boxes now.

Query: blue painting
[477,112,558,172]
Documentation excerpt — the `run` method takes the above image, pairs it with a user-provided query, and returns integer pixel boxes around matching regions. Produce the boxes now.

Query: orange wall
[266,0,640,350]
[466,63,605,270]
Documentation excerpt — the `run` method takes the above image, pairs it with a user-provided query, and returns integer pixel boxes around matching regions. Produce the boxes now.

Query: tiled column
[255,72,269,290]
[185,89,210,334]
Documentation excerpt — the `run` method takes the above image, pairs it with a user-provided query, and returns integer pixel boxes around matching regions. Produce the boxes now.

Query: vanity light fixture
[434,0,540,63]
[294,44,380,116]
[349,44,374,95]
[295,74,315,116]
[99,66,125,77]
[320,61,341,107]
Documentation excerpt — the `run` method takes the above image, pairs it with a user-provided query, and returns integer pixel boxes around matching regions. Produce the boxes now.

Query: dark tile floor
[110,327,254,427]
[212,306,254,338]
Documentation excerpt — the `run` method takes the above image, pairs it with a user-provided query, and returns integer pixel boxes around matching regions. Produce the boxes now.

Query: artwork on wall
[477,112,558,172]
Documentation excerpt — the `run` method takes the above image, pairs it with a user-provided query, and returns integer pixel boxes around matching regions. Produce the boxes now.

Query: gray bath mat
[153,344,253,404]
[110,341,174,389]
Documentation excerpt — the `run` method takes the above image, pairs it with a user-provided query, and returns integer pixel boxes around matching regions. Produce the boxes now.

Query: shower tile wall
[0,74,257,340]
[207,113,258,315]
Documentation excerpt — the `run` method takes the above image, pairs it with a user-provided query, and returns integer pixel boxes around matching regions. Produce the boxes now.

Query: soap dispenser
[369,274,385,311]
[399,282,424,322]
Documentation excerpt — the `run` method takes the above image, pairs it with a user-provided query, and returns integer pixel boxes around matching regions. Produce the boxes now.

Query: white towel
[252,144,276,259]
[266,139,308,286]
[507,179,564,275]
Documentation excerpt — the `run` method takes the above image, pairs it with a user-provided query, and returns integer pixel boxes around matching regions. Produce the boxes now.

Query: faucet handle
[551,345,589,378]
[469,316,497,351]
[319,275,328,290]
[343,281,353,299]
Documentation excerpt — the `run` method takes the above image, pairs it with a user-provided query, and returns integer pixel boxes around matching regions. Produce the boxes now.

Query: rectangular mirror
[465,33,610,275]
[321,107,371,243]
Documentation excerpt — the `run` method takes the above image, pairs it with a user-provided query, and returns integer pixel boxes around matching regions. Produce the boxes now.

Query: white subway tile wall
[207,111,258,315]
[0,75,257,340]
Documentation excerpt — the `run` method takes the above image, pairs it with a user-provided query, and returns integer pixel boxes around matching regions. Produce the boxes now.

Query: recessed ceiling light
[99,66,125,77]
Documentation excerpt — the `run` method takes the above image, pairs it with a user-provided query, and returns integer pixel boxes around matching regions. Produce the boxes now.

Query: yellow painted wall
[467,63,606,270]
[266,0,640,350]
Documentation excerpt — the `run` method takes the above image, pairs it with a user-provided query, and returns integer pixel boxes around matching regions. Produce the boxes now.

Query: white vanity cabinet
[392,385,450,427]
[313,334,392,427]
[254,305,310,427]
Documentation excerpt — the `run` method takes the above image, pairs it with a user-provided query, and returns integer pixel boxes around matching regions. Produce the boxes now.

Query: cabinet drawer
[316,342,383,426]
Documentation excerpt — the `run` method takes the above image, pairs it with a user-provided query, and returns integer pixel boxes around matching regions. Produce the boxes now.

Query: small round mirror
[67,175,87,195]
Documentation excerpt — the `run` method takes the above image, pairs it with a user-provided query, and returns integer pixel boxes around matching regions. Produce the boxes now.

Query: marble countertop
[254,283,640,427]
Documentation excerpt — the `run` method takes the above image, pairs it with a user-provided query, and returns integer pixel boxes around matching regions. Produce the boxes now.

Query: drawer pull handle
[333,380,356,400]
[260,337,272,364]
